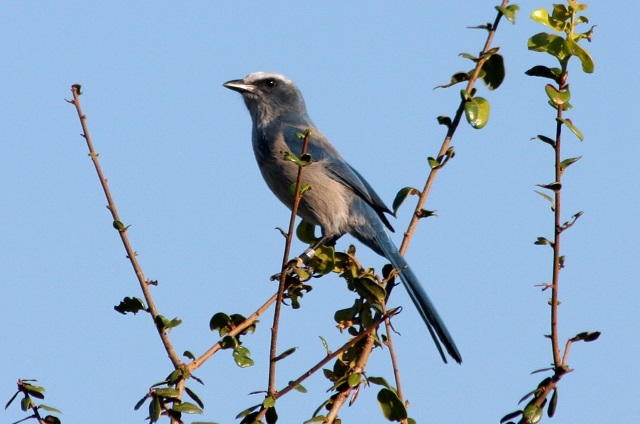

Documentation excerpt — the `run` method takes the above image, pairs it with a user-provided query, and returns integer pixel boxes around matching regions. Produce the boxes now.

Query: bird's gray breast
[252,125,352,236]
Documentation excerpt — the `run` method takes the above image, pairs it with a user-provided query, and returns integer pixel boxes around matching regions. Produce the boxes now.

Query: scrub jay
[224,72,461,364]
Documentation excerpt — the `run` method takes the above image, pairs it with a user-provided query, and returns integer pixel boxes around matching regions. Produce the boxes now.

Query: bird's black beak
[223,79,254,93]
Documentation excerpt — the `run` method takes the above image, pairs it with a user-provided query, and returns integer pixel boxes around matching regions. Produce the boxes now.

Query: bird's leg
[293,234,341,266]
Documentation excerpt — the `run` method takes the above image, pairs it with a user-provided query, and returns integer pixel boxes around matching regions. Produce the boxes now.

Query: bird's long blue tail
[373,231,462,364]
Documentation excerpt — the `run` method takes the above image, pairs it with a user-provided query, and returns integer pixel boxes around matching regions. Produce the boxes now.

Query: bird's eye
[264,79,277,89]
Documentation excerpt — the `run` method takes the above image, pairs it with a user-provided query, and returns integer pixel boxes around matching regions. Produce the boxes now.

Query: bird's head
[223,72,310,126]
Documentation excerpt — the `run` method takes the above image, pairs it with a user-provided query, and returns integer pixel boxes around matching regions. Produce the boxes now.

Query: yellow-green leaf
[392,187,420,215]
[558,119,584,141]
[464,97,490,129]
[531,8,566,32]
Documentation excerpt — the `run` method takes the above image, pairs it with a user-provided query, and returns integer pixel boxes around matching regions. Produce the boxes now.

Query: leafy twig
[398,0,515,255]
[502,2,599,422]
[276,309,399,401]
[385,2,516,419]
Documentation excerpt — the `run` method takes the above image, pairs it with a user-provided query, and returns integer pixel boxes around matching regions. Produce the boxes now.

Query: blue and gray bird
[224,72,461,364]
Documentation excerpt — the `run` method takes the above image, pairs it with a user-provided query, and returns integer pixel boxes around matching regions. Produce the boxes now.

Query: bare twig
[67,86,181,369]
[550,91,565,368]
[382,304,406,422]
[267,130,312,398]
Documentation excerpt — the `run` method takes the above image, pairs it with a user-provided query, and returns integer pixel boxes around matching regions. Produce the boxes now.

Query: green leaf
[318,336,331,354]
[544,84,570,106]
[377,388,407,421]
[531,134,556,148]
[573,331,601,342]
[576,24,596,43]
[149,396,162,423]
[185,387,205,409]
[464,96,490,129]
[155,388,181,399]
[564,37,595,73]
[534,190,555,211]
[558,118,584,141]
[21,395,32,411]
[183,351,195,361]
[436,115,452,127]
[296,129,312,139]
[525,65,562,82]
[283,152,311,167]
[42,415,61,424]
[288,381,307,393]
[334,303,357,327]
[273,347,298,362]
[5,390,19,409]
[392,187,419,215]
[435,72,470,89]
[531,8,566,32]
[289,181,310,196]
[173,401,203,414]
[233,346,254,368]
[559,156,582,172]
[427,157,440,169]
[353,277,386,305]
[548,389,558,418]
[568,1,588,13]
[262,397,275,408]
[522,403,543,424]
[266,405,278,424]
[296,220,318,244]
[166,317,182,329]
[552,4,570,21]
[481,53,505,90]
[367,376,393,391]
[537,182,561,191]
[500,410,523,423]
[155,314,181,331]
[112,220,125,231]
[209,312,231,334]
[24,384,45,399]
[114,296,147,315]
[496,4,519,24]
[235,404,261,419]
[299,182,311,196]
[347,373,361,388]
[416,209,437,218]
[534,237,553,246]
[220,335,238,350]
[309,245,335,275]
[528,32,567,61]
[134,394,149,411]
[552,101,573,111]
[322,368,336,382]
[468,23,491,30]
[459,52,479,61]
[460,89,473,102]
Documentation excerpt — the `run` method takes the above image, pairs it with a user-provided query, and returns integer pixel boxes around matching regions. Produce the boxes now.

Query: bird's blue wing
[283,125,394,230]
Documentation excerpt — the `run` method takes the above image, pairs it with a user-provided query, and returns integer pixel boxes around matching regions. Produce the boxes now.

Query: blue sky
[2,2,638,423]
